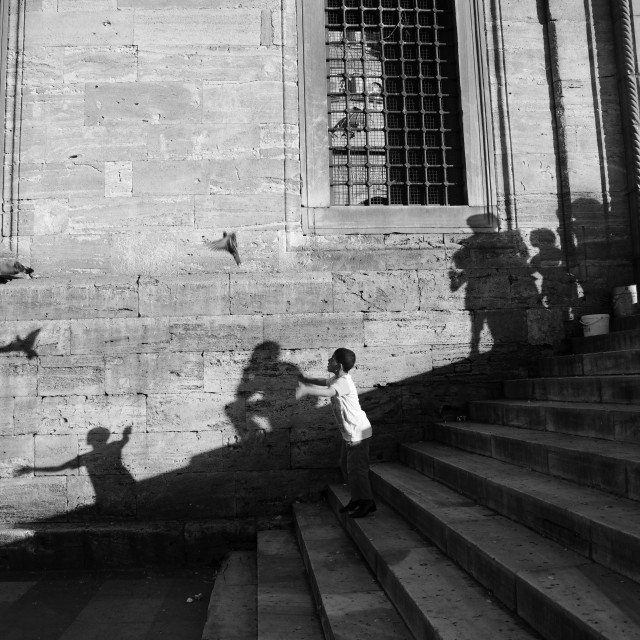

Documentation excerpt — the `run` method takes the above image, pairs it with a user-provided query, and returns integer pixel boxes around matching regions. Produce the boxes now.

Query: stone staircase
[207,322,640,639]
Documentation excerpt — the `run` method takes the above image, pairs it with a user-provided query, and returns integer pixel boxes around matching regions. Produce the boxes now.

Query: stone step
[370,461,640,640]
[503,375,640,404]
[538,349,640,377]
[469,399,640,444]
[611,314,640,332]
[202,551,257,640]
[571,328,640,354]
[430,421,640,501]
[398,442,640,584]
[257,529,323,640]
[293,502,414,640]
[326,483,541,640]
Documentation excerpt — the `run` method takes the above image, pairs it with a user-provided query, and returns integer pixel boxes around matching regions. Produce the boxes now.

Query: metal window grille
[325,0,465,207]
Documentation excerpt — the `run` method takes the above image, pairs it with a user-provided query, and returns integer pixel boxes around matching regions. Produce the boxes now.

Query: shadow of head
[86,427,111,448]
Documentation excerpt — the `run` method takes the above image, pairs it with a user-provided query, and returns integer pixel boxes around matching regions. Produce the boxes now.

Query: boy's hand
[13,465,32,477]
[295,382,306,400]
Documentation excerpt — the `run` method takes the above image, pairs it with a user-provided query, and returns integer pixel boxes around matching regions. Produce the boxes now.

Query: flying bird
[0,259,34,283]
[203,231,241,266]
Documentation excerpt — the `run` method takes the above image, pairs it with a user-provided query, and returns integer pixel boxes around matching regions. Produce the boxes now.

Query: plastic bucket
[580,314,610,337]
[612,285,637,318]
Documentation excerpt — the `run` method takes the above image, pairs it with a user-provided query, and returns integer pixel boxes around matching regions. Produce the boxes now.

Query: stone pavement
[0,568,214,640]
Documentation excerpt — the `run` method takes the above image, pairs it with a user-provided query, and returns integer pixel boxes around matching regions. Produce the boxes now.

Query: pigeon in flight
[0,259,34,283]
[203,231,241,266]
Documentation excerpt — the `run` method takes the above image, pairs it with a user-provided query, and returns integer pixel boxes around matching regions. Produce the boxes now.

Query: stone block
[0,398,13,435]
[24,11,134,46]
[14,46,65,88]
[146,124,260,161]
[333,271,420,313]
[204,347,326,393]
[263,313,364,349]
[12,398,42,435]
[105,352,203,394]
[67,475,136,518]
[34,434,79,476]
[208,158,284,195]
[139,275,229,317]
[169,315,264,351]
[0,276,138,321]
[63,45,137,83]
[195,193,285,229]
[0,359,38,397]
[70,317,171,354]
[38,355,105,396]
[30,235,112,275]
[135,471,236,519]
[364,311,471,346]
[133,160,210,195]
[354,347,433,387]
[110,431,224,481]
[146,392,242,435]
[46,125,149,163]
[59,0,119,10]
[0,320,70,358]
[0,435,33,478]
[65,196,194,232]
[19,162,104,199]
[109,230,179,275]
[236,470,309,517]
[133,11,261,47]
[137,46,282,82]
[230,272,332,315]
[18,126,47,163]
[527,308,567,345]
[85,82,202,125]
[21,88,86,127]
[0,476,68,523]
[105,161,133,198]
[203,81,282,124]
[39,395,146,436]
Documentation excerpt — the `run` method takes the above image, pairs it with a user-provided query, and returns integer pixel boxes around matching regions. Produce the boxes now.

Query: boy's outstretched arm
[296,381,337,400]
[298,374,327,386]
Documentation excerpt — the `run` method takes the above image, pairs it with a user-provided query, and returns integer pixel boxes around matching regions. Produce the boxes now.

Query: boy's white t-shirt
[327,373,372,443]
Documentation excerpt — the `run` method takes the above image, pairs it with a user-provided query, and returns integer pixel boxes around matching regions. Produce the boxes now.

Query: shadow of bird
[0,328,41,359]
[0,259,34,284]
[203,231,242,266]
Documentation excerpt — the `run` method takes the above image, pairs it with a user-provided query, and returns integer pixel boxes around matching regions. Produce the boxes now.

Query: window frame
[297,0,497,234]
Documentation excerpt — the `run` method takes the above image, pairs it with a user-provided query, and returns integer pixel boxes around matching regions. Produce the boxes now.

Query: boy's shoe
[349,500,377,518]
[339,499,361,513]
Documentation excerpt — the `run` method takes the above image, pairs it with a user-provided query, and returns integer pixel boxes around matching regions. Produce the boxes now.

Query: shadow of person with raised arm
[14,427,135,518]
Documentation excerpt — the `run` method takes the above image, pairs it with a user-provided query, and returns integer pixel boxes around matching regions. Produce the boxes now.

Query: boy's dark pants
[340,438,373,502]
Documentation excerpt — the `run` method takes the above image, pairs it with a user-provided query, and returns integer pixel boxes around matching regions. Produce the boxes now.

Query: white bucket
[580,313,610,337]
[612,285,637,317]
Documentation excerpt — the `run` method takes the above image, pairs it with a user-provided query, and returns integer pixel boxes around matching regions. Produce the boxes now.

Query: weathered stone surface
[63,46,137,83]
[0,359,38,397]
[169,315,264,351]
[133,160,210,195]
[24,11,134,46]
[333,271,420,312]
[67,474,136,518]
[34,434,79,475]
[527,308,566,345]
[109,231,180,275]
[38,355,105,397]
[231,272,332,315]
[85,82,202,125]
[30,235,111,275]
[0,398,13,435]
[138,46,282,82]
[263,313,364,349]
[37,395,146,436]
[146,124,260,161]
[203,81,282,124]
[70,318,171,354]
[133,11,262,47]
[0,477,68,523]
[139,275,229,317]
[0,277,138,321]
[59,0,119,11]
[208,159,284,195]
[195,194,285,229]
[105,353,203,394]
[21,87,86,127]
[354,347,433,387]
[0,320,70,358]
[146,392,241,434]
[19,162,104,199]
[105,161,133,197]
[237,470,309,516]
[0,435,33,478]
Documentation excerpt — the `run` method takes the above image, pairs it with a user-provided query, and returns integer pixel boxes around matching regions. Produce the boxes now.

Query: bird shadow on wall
[0,328,41,359]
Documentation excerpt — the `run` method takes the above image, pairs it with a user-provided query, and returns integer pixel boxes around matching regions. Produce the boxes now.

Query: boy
[296,348,376,518]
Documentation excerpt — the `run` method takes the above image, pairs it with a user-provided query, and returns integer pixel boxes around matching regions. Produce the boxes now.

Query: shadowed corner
[0,328,41,359]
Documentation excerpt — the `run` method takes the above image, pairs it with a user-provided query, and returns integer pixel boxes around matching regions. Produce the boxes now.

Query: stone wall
[0,0,634,548]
